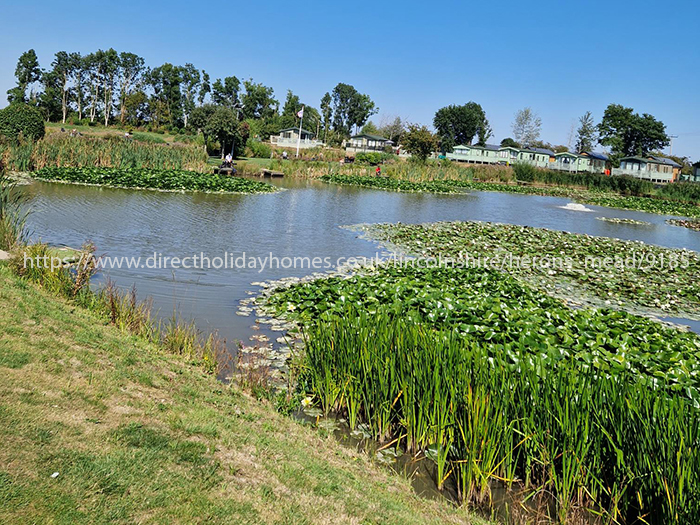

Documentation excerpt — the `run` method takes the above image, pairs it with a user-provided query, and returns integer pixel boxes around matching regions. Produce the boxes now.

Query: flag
[297,107,304,118]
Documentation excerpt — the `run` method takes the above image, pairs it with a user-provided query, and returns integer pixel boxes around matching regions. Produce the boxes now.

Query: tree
[330,83,376,136]
[96,48,120,126]
[348,93,376,133]
[241,80,277,120]
[433,102,490,153]
[83,53,101,122]
[204,106,241,158]
[69,52,86,121]
[281,90,302,118]
[123,90,148,124]
[50,51,75,123]
[0,104,45,141]
[401,124,438,161]
[361,121,378,135]
[320,92,331,141]
[189,104,217,138]
[38,69,62,122]
[146,63,184,127]
[378,116,405,145]
[500,137,520,148]
[180,63,200,127]
[575,111,597,153]
[117,52,146,125]
[212,76,241,110]
[8,50,41,104]
[198,71,211,106]
[512,107,541,148]
[597,103,669,163]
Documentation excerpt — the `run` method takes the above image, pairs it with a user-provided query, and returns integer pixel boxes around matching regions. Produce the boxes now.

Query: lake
[25,177,700,349]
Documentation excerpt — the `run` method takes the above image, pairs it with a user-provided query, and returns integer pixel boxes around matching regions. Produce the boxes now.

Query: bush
[0,104,45,142]
[132,132,166,144]
[512,162,537,182]
[245,139,272,159]
[355,152,395,165]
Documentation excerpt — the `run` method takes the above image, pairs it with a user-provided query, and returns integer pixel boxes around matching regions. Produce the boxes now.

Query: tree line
[6,48,379,151]
[386,102,675,167]
[6,49,682,168]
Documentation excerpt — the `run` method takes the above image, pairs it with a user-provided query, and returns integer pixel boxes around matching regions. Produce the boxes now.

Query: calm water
[25,178,700,347]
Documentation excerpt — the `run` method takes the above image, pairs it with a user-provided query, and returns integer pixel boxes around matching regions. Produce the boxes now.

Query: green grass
[0,262,484,524]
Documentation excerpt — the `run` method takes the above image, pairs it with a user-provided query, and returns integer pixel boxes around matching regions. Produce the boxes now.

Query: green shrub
[512,162,537,182]
[246,139,272,158]
[355,152,394,165]
[132,132,166,144]
[0,104,45,142]
[660,182,700,204]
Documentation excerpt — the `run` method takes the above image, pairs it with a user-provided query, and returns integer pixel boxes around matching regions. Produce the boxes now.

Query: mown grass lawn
[0,263,483,524]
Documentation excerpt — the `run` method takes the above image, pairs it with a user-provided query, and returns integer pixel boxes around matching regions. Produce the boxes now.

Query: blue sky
[1,0,698,159]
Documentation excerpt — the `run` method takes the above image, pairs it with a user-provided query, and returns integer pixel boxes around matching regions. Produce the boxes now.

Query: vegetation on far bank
[0,262,482,525]
[316,162,700,218]
[33,166,276,193]
[1,133,209,172]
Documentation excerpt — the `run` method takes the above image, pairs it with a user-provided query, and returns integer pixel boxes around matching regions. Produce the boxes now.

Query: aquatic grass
[0,168,29,250]
[297,306,700,523]
[34,166,276,194]
[9,242,228,375]
[667,218,700,231]
[0,134,209,171]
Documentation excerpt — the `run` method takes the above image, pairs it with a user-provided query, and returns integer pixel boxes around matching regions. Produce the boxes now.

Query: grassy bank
[1,134,209,172]
[33,166,276,194]
[0,261,484,524]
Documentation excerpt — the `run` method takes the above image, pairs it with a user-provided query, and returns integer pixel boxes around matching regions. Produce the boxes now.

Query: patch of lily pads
[596,217,652,226]
[352,221,700,319]
[667,218,700,231]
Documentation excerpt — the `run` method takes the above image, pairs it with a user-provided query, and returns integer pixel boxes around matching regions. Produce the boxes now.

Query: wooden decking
[260,169,284,178]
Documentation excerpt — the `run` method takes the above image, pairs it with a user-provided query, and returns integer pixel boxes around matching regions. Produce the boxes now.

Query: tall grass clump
[0,134,209,172]
[9,241,227,375]
[269,264,700,522]
[301,308,700,523]
[0,167,29,250]
[660,181,700,203]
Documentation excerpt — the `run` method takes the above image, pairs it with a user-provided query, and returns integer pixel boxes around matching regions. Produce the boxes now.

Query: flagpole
[296,106,304,158]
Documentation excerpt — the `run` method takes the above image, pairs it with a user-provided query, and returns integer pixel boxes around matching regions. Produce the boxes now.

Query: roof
[621,156,681,167]
[454,143,501,151]
[651,156,682,168]
[583,151,609,161]
[351,133,389,142]
[524,147,556,156]
[277,127,315,136]
[554,151,579,157]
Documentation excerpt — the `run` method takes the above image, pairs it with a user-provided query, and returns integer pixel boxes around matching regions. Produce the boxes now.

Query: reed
[8,241,227,375]
[0,167,28,250]
[300,307,700,523]
[0,134,209,172]
[270,264,700,522]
